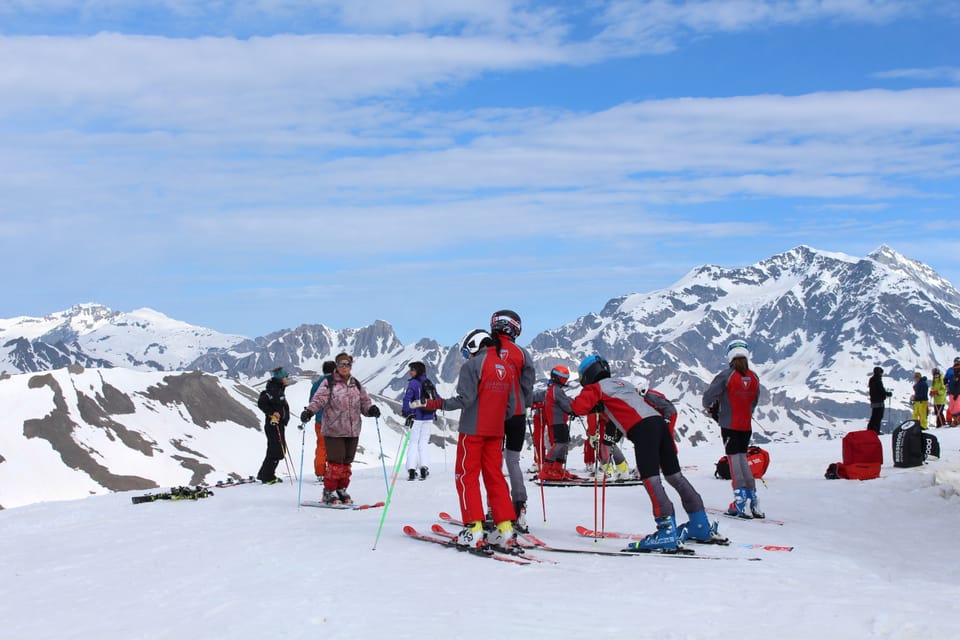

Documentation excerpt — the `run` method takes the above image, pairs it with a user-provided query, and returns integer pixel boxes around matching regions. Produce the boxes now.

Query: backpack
[892,420,925,468]
[715,446,769,480]
[842,429,883,465]
[922,431,940,460]
[420,377,438,402]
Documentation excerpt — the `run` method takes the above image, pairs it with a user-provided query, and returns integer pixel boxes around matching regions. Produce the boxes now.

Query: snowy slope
[2,429,959,640]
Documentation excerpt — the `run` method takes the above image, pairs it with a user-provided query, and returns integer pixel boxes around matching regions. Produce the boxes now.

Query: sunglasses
[336,362,352,368]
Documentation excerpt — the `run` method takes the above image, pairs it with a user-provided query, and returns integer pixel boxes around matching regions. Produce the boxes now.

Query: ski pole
[296,422,307,509]
[278,423,296,484]
[372,427,412,550]
[374,417,389,494]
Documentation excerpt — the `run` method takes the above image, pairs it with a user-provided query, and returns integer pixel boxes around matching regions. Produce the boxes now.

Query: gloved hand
[269,413,280,425]
[424,398,443,411]
[591,401,605,414]
[404,415,415,428]
[588,432,600,446]
[409,399,426,409]
[366,405,381,418]
[886,391,893,398]
[300,409,314,423]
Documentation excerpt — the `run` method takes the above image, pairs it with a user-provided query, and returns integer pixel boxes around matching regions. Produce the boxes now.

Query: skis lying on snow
[300,500,385,511]
[436,512,758,560]
[707,508,785,526]
[201,476,258,489]
[131,485,214,504]
[575,525,793,552]
[402,526,532,565]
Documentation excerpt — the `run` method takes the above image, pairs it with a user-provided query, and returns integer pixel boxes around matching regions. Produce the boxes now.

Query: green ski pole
[372,427,412,550]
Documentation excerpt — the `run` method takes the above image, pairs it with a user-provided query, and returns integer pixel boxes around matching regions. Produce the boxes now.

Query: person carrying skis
[537,365,580,482]
[867,366,892,433]
[489,310,536,534]
[300,353,380,505]
[411,329,520,553]
[307,360,336,482]
[256,367,293,485]
[702,339,764,519]
[401,361,437,481]
[569,355,724,551]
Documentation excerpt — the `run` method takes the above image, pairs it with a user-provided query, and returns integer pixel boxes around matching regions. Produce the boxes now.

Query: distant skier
[867,366,892,433]
[930,367,946,428]
[911,371,929,429]
[537,365,580,482]
[401,361,437,481]
[256,367,292,485]
[569,355,724,551]
[702,339,764,519]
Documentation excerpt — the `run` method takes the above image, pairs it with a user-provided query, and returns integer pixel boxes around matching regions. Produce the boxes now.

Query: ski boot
[420,466,429,480]
[748,489,765,519]
[625,515,681,552]
[322,489,341,505]
[456,521,486,550]
[725,487,752,519]
[678,510,729,545]
[336,489,353,504]
[614,460,632,480]
[512,500,529,534]
[408,469,417,481]
[487,521,522,554]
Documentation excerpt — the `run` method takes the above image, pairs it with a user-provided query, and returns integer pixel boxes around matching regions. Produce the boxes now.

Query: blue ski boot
[678,510,729,545]
[725,488,752,519]
[625,515,680,552]
[748,489,765,519]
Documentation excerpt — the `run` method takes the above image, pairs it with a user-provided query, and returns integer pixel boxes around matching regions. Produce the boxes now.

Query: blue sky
[2,1,959,346]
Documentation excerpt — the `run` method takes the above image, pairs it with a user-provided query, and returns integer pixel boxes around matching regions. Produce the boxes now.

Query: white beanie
[727,339,750,363]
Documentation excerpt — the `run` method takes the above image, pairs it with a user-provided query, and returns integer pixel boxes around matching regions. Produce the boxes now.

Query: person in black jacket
[256,367,292,484]
[867,366,892,433]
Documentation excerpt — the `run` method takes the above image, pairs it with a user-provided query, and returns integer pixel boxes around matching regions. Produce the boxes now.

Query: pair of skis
[300,500,386,511]
[403,512,763,561]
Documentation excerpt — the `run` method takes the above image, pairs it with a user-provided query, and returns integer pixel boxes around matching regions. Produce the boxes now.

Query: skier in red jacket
[702,339,763,518]
[570,355,725,551]
[538,365,580,481]
[414,329,520,553]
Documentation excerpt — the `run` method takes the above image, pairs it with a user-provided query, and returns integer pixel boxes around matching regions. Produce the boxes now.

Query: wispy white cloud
[874,66,960,83]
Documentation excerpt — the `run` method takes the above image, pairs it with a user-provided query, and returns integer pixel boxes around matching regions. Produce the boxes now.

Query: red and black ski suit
[570,377,704,520]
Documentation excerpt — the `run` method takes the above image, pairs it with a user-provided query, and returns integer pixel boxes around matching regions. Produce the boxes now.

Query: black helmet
[490,309,522,339]
[577,355,611,385]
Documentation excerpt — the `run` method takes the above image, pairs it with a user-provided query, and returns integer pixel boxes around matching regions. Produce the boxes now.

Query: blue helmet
[577,355,610,385]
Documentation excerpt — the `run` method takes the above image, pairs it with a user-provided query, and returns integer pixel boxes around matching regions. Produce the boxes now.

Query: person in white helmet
[702,339,764,519]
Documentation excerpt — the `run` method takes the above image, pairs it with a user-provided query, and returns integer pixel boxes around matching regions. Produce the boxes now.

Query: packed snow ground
[3,428,960,640]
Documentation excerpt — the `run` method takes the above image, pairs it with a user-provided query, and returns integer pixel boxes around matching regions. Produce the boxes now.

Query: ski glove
[269,414,280,425]
[591,401,605,414]
[300,409,315,423]
[366,405,381,418]
[404,415,415,428]
[411,398,442,411]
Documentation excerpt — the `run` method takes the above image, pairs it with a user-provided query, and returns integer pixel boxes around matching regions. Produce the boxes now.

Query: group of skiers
[867,358,960,432]
[254,309,765,554]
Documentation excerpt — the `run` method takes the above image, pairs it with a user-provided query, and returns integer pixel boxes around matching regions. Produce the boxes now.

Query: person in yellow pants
[912,371,929,429]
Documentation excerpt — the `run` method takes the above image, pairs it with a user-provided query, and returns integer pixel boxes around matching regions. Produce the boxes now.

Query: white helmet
[727,339,750,363]
[635,378,649,396]
[460,329,493,359]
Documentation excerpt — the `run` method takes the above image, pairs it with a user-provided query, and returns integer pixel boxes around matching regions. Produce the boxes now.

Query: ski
[438,513,758,559]
[575,525,793,551]
[402,526,531,565]
[429,524,556,564]
[131,485,214,504]
[300,500,385,511]
[708,508,785,526]
[201,476,258,489]
[530,478,648,487]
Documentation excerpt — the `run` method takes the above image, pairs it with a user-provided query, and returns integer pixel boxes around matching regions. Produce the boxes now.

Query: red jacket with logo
[439,346,516,437]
